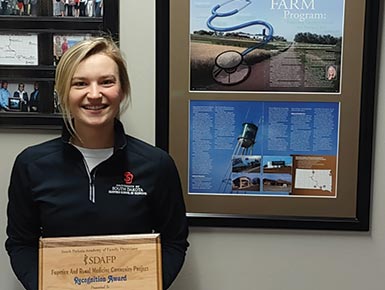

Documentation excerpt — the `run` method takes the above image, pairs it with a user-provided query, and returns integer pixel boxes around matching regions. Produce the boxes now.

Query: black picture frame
[0,0,119,130]
[155,0,381,230]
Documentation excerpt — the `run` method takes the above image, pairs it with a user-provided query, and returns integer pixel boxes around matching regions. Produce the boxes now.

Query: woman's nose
[87,84,101,99]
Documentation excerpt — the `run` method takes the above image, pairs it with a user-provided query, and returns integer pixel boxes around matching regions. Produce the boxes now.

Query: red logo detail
[124,172,134,185]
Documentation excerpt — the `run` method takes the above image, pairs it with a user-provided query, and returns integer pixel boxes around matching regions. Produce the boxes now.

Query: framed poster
[156,0,380,230]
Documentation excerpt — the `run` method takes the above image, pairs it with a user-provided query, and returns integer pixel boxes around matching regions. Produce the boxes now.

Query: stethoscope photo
[206,0,274,85]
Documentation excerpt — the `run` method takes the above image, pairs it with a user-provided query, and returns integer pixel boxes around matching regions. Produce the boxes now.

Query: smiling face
[55,37,131,139]
[327,66,336,80]
[69,53,123,134]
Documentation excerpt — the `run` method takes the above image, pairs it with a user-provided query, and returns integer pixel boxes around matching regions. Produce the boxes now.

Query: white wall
[1,1,385,289]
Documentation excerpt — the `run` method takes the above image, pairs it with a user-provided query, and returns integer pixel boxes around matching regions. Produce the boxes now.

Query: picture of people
[0,0,38,16]
[0,81,40,113]
[52,0,100,17]
[53,34,92,65]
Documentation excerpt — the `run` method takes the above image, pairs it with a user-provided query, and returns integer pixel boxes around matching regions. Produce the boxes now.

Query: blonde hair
[55,37,131,136]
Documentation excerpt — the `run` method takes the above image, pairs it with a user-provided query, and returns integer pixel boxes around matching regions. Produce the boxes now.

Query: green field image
[190,32,341,92]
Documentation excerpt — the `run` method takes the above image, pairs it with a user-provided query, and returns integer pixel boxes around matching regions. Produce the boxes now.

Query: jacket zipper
[82,159,97,203]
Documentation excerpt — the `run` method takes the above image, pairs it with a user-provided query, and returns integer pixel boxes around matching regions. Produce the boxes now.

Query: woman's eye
[102,79,115,85]
[72,81,87,87]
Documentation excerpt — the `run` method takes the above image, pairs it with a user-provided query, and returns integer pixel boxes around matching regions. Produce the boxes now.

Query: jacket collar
[61,119,127,151]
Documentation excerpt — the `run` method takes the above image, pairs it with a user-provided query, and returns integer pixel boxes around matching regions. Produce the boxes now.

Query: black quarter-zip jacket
[5,120,189,290]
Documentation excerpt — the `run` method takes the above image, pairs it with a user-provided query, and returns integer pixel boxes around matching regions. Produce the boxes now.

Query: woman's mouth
[83,105,108,110]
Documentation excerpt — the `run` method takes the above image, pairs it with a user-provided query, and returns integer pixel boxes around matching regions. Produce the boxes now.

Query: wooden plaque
[39,233,162,290]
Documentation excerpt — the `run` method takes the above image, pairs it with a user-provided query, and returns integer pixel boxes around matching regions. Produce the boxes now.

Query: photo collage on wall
[0,33,91,114]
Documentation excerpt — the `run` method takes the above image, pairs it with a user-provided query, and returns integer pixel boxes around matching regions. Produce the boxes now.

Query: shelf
[0,16,103,32]
[0,66,55,80]
[0,112,62,130]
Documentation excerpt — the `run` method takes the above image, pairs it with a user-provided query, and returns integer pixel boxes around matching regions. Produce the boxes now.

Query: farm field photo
[190,0,344,93]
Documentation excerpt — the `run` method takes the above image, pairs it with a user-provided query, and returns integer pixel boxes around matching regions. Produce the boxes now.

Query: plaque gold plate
[39,233,162,290]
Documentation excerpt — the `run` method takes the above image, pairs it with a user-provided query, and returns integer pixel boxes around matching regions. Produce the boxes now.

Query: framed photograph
[53,34,92,66]
[0,0,40,16]
[52,0,103,18]
[156,0,381,230]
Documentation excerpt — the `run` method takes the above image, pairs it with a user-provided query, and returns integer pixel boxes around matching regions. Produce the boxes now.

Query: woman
[5,37,189,290]
[53,35,62,65]
[326,64,337,80]
[74,0,80,17]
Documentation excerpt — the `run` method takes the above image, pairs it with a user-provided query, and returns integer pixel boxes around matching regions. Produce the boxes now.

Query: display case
[0,0,119,129]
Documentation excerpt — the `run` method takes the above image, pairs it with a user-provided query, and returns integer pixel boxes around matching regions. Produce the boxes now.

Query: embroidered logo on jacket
[124,171,134,184]
[108,171,147,196]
